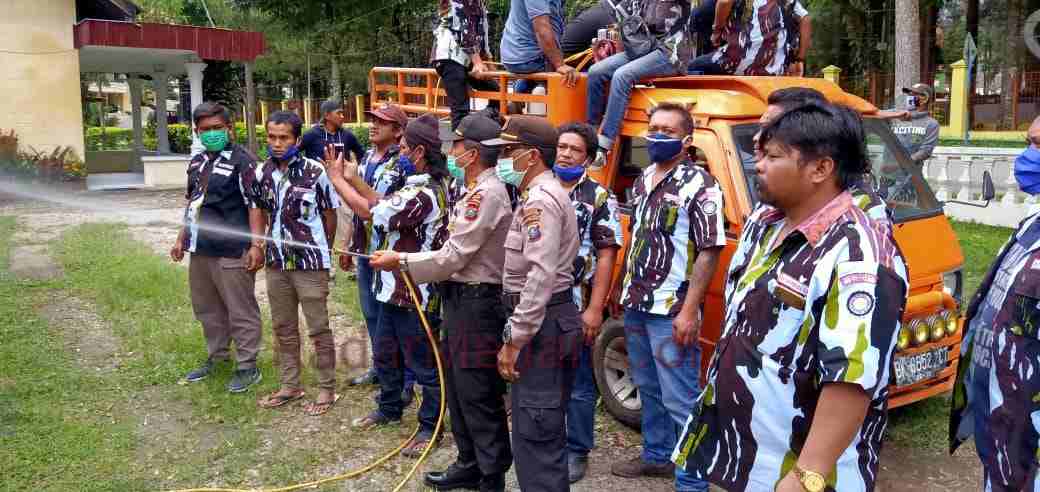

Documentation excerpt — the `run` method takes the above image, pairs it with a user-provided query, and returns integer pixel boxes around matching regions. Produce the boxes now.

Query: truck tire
[593,318,642,430]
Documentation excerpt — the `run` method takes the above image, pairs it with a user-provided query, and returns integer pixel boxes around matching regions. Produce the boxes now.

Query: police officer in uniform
[369,113,513,491]
[482,115,581,492]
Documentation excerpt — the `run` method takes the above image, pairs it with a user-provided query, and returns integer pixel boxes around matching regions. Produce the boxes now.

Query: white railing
[919,146,1032,228]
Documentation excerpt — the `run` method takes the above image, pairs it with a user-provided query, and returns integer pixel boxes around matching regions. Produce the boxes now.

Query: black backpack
[604,0,659,59]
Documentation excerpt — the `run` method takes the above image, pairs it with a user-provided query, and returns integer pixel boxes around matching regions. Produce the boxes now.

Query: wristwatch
[793,464,826,492]
[501,322,512,344]
[399,254,409,272]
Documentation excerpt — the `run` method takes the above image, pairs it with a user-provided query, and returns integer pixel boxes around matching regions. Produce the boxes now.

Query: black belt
[502,290,573,311]
[441,281,501,299]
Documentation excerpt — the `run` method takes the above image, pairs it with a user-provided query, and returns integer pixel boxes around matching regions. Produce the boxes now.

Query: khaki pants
[334,206,354,253]
[188,254,262,369]
[266,268,336,390]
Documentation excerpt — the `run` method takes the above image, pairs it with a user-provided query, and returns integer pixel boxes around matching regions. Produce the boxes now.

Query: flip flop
[304,393,341,416]
[257,390,305,409]
[401,434,437,458]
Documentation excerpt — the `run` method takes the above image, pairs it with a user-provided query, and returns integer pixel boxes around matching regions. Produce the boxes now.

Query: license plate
[893,347,950,387]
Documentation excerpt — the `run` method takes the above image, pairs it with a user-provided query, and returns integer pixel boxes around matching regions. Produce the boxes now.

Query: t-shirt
[500,0,565,66]
[299,124,365,163]
[889,112,940,163]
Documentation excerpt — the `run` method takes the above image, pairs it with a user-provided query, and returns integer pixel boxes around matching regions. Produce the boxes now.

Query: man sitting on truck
[500,0,578,92]
[431,0,501,130]
[687,0,811,77]
[611,102,725,492]
[672,102,908,492]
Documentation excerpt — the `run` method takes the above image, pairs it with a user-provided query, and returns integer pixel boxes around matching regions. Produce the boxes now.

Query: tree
[895,0,922,96]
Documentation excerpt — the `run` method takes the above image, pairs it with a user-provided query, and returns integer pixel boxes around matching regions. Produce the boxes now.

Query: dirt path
[2,187,986,491]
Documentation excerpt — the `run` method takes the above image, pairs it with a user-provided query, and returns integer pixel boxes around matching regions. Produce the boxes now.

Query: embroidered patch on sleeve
[847,291,875,316]
[527,224,542,242]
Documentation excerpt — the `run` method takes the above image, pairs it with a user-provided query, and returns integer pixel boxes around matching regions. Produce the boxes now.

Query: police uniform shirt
[405,168,513,285]
[502,170,580,351]
[672,191,909,492]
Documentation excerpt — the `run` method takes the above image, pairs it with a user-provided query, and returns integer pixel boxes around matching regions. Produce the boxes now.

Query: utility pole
[306,53,313,124]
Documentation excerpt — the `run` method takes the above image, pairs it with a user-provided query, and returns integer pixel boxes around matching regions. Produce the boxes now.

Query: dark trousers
[507,293,581,492]
[567,344,598,456]
[435,60,501,130]
[359,259,415,386]
[441,282,512,475]
[373,301,441,433]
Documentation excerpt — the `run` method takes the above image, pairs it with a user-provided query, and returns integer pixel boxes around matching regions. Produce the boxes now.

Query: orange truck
[369,67,987,428]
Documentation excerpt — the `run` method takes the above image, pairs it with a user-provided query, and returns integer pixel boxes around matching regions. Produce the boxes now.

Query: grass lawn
[885,220,1013,454]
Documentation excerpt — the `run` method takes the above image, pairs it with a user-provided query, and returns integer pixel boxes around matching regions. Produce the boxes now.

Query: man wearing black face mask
[609,103,725,492]
[877,83,939,165]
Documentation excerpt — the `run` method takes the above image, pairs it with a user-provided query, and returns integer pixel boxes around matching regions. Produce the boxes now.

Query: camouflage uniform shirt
[350,145,403,255]
[672,191,908,491]
[612,0,697,71]
[431,0,492,67]
[951,212,1040,492]
[567,173,623,308]
[371,173,449,310]
[182,145,255,259]
[243,154,341,270]
[712,0,808,76]
[620,160,727,316]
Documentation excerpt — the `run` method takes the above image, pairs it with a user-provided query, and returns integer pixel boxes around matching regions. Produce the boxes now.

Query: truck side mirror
[981,170,996,202]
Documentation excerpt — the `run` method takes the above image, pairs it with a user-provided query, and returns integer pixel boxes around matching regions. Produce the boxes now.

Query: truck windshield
[731,118,943,222]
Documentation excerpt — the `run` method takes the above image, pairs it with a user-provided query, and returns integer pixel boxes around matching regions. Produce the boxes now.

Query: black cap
[404,113,441,151]
[439,114,502,143]
[481,115,558,149]
[320,99,342,116]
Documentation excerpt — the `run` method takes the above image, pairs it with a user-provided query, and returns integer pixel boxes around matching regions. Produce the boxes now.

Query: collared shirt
[243,155,341,270]
[612,0,696,71]
[621,160,727,316]
[567,173,623,308]
[182,144,255,259]
[350,145,403,254]
[503,171,579,350]
[500,0,565,65]
[431,0,492,67]
[371,173,450,310]
[406,168,513,285]
[951,212,1040,491]
[712,0,808,76]
[672,191,909,492]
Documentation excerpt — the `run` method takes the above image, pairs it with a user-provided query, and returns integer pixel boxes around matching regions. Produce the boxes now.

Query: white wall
[0,1,85,161]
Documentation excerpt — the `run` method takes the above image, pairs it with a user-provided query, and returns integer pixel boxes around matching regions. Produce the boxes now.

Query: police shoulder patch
[527,224,542,241]
[847,291,875,316]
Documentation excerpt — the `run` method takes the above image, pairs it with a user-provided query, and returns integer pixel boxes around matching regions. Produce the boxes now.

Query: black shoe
[423,461,481,490]
[402,386,416,408]
[568,454,588,484]
[479,472,505,492]
[349,369,377,386]
[184,359,215,382]
[227,368,262,393]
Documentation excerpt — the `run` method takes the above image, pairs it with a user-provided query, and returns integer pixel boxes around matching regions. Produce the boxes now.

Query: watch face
[802,474,826,492]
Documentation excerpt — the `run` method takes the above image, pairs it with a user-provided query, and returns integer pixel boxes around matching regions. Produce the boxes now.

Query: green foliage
[938,137,1028,149]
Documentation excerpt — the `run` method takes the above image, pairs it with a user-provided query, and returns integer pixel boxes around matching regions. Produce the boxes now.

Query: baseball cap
[320,99,342,116]
[439,113,501,143]
[901,83,934,102]
[404,113,441,151]
[481,115,558,150]
[366,103,409,128]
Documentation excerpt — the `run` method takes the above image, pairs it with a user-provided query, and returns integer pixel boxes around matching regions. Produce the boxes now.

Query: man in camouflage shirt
[673,103,908,492]
[950,139,1040,491]
[554,122,623,483]
[245,111,342,417]
[612,103,725,492]
[329,114,449,458]
[431,0,500,130]
[688,0,812,77]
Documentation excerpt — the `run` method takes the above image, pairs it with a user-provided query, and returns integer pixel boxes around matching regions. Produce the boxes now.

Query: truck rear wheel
[593,318,642,430]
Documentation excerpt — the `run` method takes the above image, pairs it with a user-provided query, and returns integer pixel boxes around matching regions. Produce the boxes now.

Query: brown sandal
[401,434,436,458]
[258,390,305,409]
[304,393,341,416]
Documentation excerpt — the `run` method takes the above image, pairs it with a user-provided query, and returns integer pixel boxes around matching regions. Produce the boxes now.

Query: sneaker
[349,369,377,386]
[227,368,262,393]
[610,456,675,478]
[184,359,215,382]
[568,454,589,483]
[352,410,401,430]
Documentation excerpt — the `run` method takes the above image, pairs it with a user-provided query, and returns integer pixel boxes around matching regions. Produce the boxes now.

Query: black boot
[479,472,506,492]
[423,461,481,491]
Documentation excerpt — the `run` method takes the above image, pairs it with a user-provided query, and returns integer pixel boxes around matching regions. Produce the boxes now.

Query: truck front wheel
[593,318,642,430]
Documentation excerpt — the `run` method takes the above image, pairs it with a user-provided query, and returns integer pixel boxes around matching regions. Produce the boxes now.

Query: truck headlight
[929,314,946,341]
[943,270,963,304]
[911,319,930,346]
[943,310,958,336]
[897,326,911,351]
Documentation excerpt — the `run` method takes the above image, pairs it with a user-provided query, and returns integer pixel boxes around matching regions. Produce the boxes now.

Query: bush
[0,128,84,182]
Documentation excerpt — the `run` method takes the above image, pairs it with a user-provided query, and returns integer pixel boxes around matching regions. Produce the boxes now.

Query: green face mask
[199,129,229,152]
[447,150,474,181]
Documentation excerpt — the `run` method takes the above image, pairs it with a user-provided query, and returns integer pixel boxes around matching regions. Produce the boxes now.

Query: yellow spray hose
[167,267,447,492]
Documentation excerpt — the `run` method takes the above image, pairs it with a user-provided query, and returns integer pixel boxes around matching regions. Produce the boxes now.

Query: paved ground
[1,184,984,491]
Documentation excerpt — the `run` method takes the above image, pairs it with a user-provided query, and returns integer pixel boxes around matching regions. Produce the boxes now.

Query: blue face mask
[646,133,684,164]
[268,143,299,161]
[553,162,586,182]
[398,151,417,176]
[1015,146,1040,195]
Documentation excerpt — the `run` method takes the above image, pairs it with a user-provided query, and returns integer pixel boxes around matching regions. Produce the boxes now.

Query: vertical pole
[154,71,171,154]
[356,94,365,124]
[1011,70,1021,130]
[245,61,257,154]
[260,100,270,125]
[306,53,313,125]
[949,59,969,143]
[129,76,144,152]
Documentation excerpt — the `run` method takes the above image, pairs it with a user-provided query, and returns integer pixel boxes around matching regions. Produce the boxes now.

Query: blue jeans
[624,309,707,492]
[587,50,679,142]
[567,344,598,457]
[358,259,415,386]
[373,301,440,433]
[503,57,546,95]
